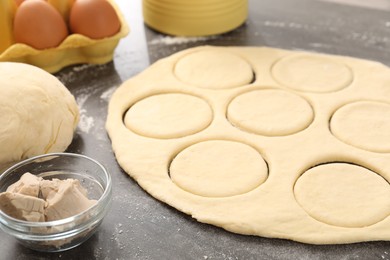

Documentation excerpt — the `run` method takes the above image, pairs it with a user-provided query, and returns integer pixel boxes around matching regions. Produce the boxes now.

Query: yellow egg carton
[0,0,129,73]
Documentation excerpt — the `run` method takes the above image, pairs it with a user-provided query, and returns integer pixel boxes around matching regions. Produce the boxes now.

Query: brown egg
[13,0,69,50]
[14,0,25,6]
[69,0,121,39]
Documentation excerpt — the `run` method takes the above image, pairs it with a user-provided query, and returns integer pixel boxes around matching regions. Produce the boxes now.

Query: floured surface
[106,46,390,244]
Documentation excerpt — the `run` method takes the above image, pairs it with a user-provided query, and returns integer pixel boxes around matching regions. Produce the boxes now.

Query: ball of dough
[0,62,79,166]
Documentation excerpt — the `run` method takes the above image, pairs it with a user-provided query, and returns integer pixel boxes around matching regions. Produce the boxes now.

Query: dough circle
[0,62,79,167]
[294,163,390,228]
[169,140,268,197]
[124,93,212,139]
[227,89,313,136]
[272,53,353,93]
[174,50,253,89]
[330,101,390,153]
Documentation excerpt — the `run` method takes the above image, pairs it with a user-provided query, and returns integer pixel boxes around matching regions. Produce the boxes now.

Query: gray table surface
[2,0,390,259]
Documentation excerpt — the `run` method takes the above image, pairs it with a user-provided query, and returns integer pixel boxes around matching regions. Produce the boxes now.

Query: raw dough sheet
[106,46,390,244]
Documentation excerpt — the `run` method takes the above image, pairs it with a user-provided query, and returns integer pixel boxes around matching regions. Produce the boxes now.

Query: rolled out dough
[106,46,390,244]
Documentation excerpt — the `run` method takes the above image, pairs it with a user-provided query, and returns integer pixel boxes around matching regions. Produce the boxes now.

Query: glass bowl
[0,153,112,252]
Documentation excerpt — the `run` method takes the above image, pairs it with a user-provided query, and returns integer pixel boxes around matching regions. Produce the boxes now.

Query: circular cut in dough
[272,54,353,93]
[124,93,212,139]
[227,89,314,136]
[0,62,79,166]
[169,140,268,197]
[174,50,253,89]
[107,46,390,244]
[294,163,390,228]
[330,101,390,153]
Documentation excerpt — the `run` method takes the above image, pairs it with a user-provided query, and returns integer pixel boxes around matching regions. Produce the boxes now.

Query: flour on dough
[106,46,390,244]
